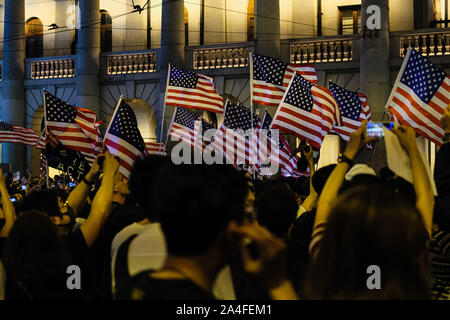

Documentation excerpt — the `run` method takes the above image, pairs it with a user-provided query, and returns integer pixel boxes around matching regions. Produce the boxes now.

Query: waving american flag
[251,53,318,107]
[145,142,167,156]
[386,48,450,146]
[271,73,341,149]
[212,100,260,167]
[329,82,372,141]
[194,117,216,151]
[168,107,198,149]
[104,99,148,177]
[257,110,307,178]
[0,122,39,146]
[166,64,224,113]
[44,90,101,164]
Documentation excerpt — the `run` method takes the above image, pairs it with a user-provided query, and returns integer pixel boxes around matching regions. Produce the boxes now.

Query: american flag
[329,82,372,141]
[168,107,198,149]
[212,100,260,167]
[194,117,216,151]
[271,73,341,149]
[258,110,307,178]
[44,90,101,164]
[40,153,47,177]
[104,99,148,178]
[36,130,47,149]
[251,53,318,107]
[145,142,167,156]
[386,48,450,146]
[0,122,39,146]
[166,64,224,113]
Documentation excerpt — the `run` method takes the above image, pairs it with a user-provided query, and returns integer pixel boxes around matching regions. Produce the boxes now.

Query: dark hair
[21,190,61,217]
[54,189,69,204]
[339,174,381,194]
[255,183,298,238]
[312,164,337,196]
[152,163,247,256]
[128,155,170,220]
[304,185,430,299]
[3,211,70,286]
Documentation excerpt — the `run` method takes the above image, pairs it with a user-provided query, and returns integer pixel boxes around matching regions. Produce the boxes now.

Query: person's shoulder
[131,272,215,300]
[65,228,89,257]
[112,223,145,250]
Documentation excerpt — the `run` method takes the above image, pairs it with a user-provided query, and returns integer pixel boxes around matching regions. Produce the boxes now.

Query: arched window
[184,6,189,46]
[247,0,255,41]
[100,10,112,52]
[25,17,43,58]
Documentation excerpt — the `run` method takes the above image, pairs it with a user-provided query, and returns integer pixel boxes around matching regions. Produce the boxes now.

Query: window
[25,17,43,58]
[338,5,361,35]
[100,10,112,52]
[184,6,189,46]
[433,0,450,27]
[247,0,255,41]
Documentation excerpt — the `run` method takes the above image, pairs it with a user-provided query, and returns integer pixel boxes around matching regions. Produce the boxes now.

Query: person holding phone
[228,121,436,300]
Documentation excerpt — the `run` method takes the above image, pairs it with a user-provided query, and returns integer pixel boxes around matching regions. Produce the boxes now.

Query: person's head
[304,184,430,299]
[2,210,70,285]
[21,190,72,234]
[54,189,68,209]
[21,190,61,218]
[311,164,337,196]
[152,163,247,267]
[112,172,130,204]
[128,155,170,220]
[255,183,298,239]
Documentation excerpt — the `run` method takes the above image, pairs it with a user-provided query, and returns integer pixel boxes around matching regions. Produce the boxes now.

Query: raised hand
[391,124,418,156]
[440,103,450,134]
[102,151,120,177]
[344,120,376,160]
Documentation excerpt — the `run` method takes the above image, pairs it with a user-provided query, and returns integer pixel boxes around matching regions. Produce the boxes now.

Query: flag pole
[159,63,172,153]
[103,95,124,154]
[43,89,49,189]
[249,52,257,179]
[164,107,177,147]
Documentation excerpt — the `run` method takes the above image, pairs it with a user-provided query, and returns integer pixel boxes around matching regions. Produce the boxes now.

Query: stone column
[1,0,26,172]
[360,0,390,121]
[158,0,185,142]
[76,0,100,114]
[255,0,280,59]
[360,0,391,171]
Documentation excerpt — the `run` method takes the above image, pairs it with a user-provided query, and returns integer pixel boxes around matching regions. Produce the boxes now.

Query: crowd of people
[0,104,449,300]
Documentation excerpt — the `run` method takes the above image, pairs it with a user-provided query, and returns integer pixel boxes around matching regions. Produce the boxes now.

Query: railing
[30,57,75,79]
[106,51,157,75]
[290,38,354,64]
[193,46,249,70]
[399,30,450,57]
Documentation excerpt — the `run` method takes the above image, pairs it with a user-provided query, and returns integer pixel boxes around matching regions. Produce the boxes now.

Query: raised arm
[311,122,374,256]
[0,169,16,238]
[435,104,450,195]
[299,144,318,213]
[65,155,101,216]
[80,152,119,247]
[392,125,435,237]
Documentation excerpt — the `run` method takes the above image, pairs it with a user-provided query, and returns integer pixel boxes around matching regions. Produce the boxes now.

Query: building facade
[0,0,448,174]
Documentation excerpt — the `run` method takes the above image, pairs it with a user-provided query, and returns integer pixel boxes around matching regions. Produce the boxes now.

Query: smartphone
[10,197,16,202]
[68,182,77,187]
[366,122,394,138]
[21,185,27,191]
